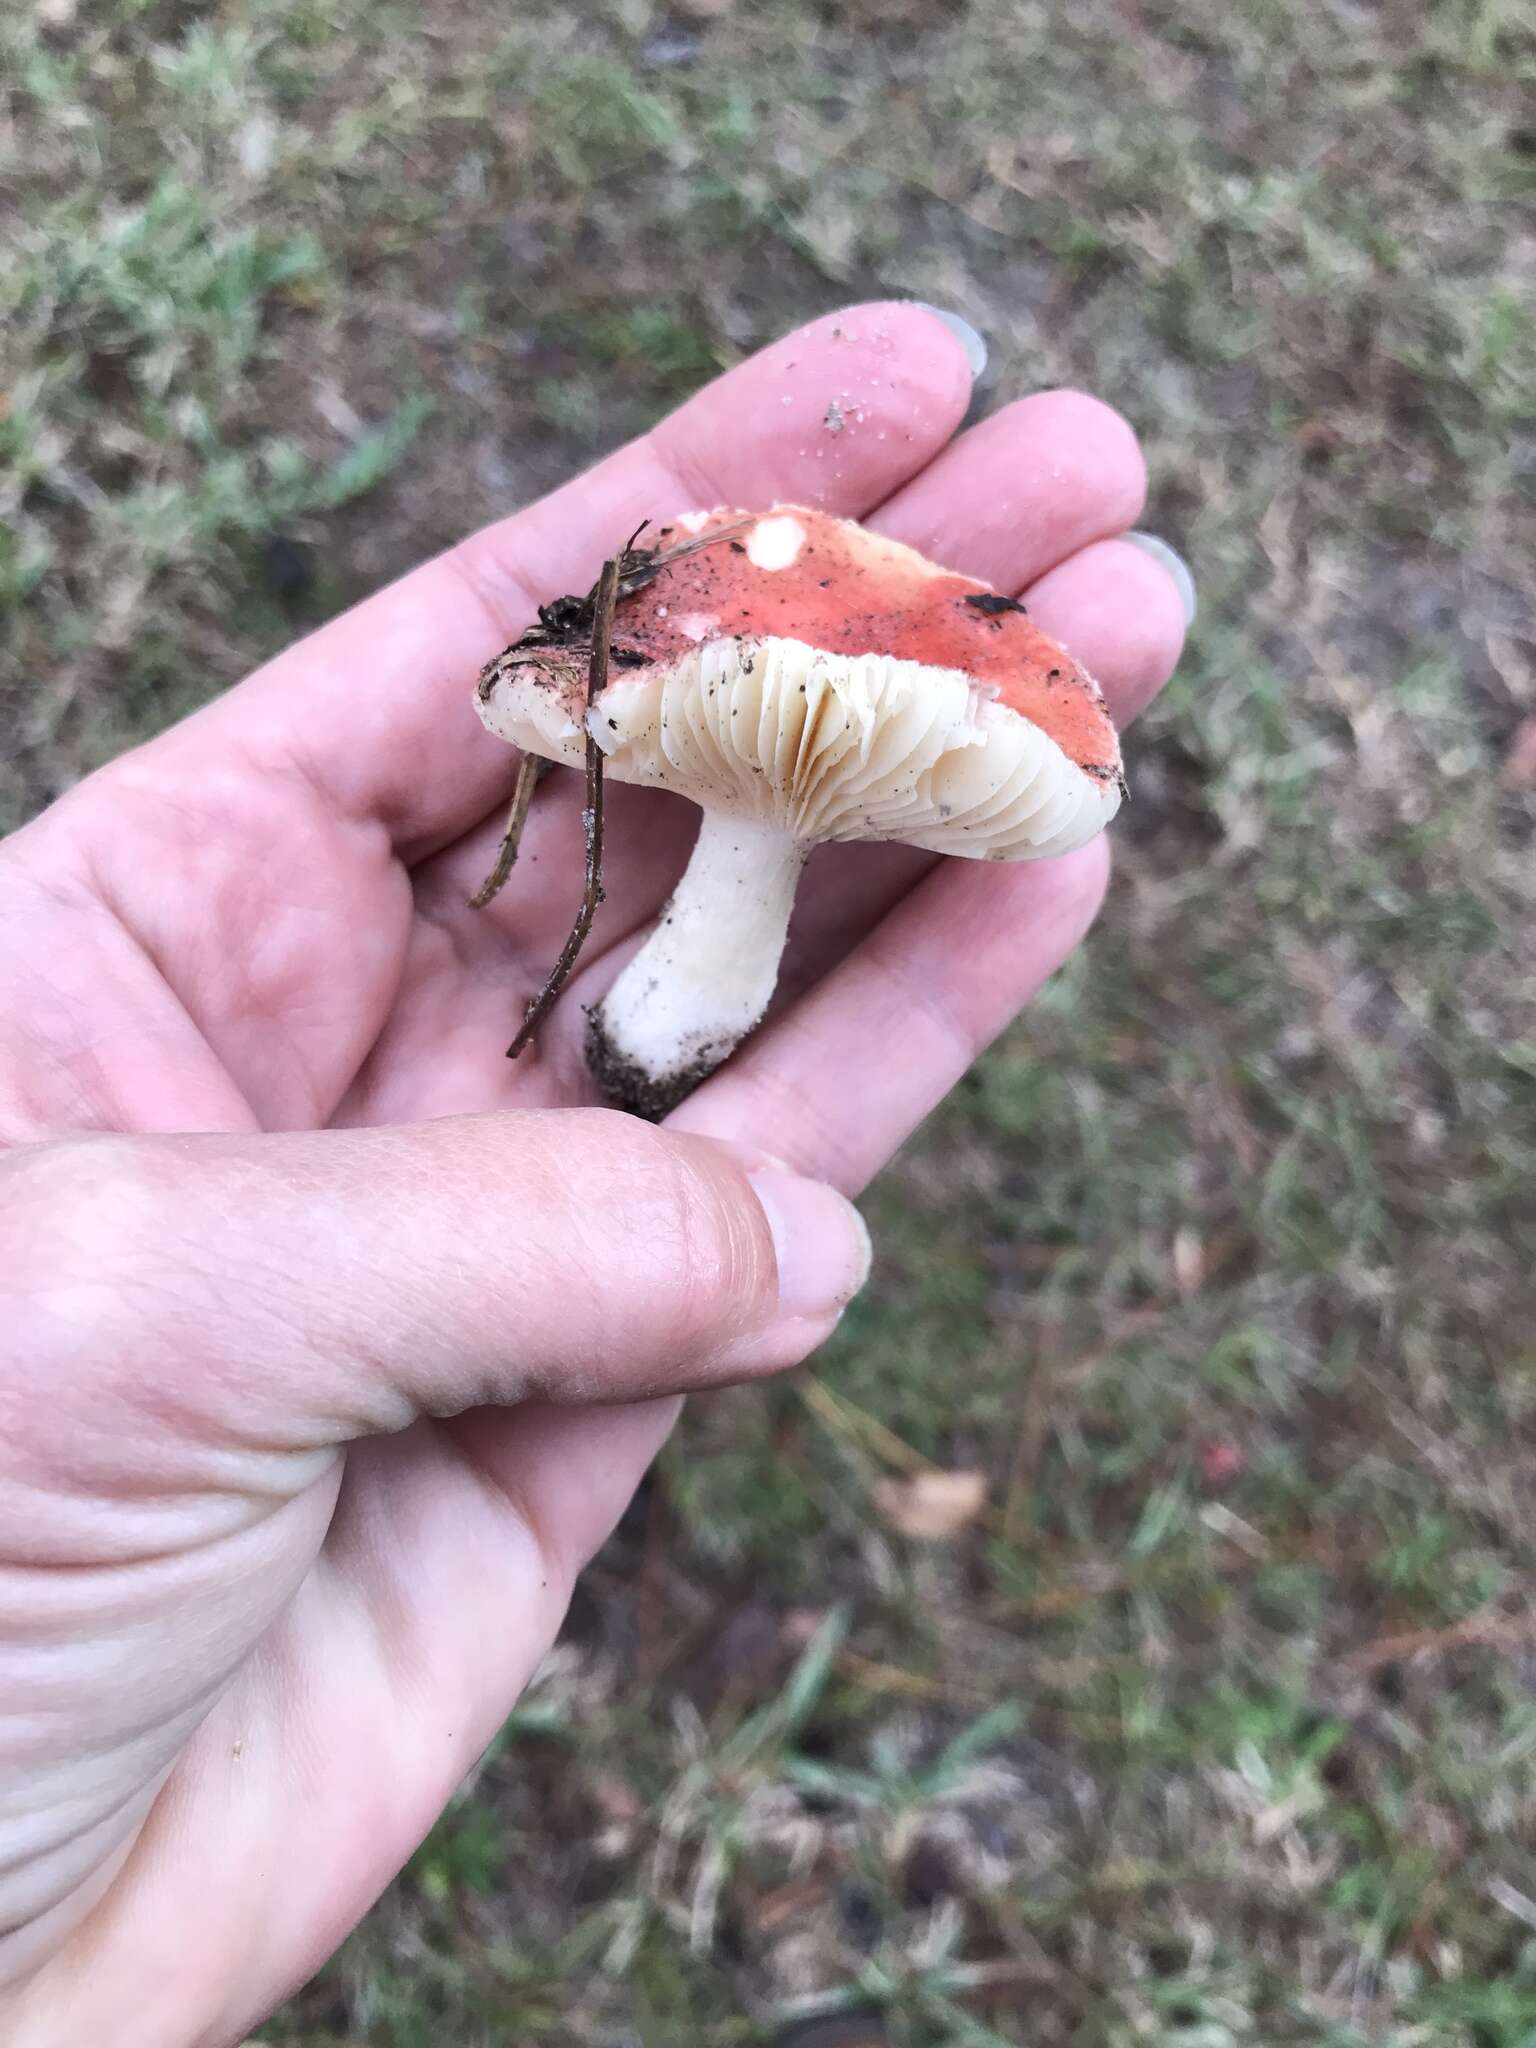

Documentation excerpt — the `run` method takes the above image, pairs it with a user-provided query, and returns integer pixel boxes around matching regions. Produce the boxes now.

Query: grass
[4,1,1536,2042]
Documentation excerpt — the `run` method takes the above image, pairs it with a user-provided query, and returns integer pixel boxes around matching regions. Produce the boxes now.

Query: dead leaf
[873,1469,988,1539]
[755,1875,834,1931]
[1502,716,1536,788]
[1172,1225,1206,1296]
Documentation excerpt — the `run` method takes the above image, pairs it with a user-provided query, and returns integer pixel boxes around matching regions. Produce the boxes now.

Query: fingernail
[749,1168,873,1320]
[1123,531,1198,626]
[912,303,988,381]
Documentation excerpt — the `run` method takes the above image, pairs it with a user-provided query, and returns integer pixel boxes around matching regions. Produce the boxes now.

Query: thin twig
[505,552,621,1060]
[467,752,545,909]
[1341,1600,1528,1674]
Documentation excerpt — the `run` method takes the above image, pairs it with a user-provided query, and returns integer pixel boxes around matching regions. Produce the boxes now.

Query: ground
[4,1,1536,2042]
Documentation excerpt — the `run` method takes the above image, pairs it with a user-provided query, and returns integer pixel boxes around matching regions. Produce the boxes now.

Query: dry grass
[4,1,1535,2041]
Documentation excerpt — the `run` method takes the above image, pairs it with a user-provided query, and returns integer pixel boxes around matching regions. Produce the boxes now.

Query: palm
[3,307,1184,2034]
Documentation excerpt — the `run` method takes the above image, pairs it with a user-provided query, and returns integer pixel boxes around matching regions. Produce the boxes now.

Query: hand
[0,304,1186,2045]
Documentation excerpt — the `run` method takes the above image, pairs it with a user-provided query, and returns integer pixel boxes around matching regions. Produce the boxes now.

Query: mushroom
[475,505,1123,1118]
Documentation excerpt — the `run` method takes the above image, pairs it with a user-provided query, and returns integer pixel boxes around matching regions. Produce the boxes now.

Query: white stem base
[588,812,806,1117]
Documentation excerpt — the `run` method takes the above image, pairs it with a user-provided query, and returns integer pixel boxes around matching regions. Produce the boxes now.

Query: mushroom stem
[587,811,808,1119]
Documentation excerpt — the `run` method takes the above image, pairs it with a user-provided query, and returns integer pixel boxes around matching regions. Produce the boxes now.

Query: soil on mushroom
[584,1008,724,1122]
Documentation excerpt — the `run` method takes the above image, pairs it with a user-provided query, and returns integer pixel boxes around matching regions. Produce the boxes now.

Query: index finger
[185,304,977,860]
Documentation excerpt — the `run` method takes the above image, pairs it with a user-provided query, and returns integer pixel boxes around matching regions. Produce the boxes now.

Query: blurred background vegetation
[4,0,1535,2041]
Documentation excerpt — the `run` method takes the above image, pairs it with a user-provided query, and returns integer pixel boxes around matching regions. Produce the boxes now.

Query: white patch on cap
[746,514,807,571]
[678,612,720,642]
[674,509,712,535]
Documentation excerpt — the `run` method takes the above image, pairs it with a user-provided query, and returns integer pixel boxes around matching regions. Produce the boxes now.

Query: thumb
[4,1110,871,1454]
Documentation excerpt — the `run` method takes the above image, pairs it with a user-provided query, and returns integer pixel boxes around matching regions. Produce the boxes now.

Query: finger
[1024,534,1191,728]
[185,304,976,860]
[4,1115,870,1511]
[870,389,1147,593]
[442,1396,682,1585]
[668,838,1112,1194]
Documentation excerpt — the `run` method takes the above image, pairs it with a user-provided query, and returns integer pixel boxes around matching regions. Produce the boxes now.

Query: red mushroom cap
[603,506,1121,785]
